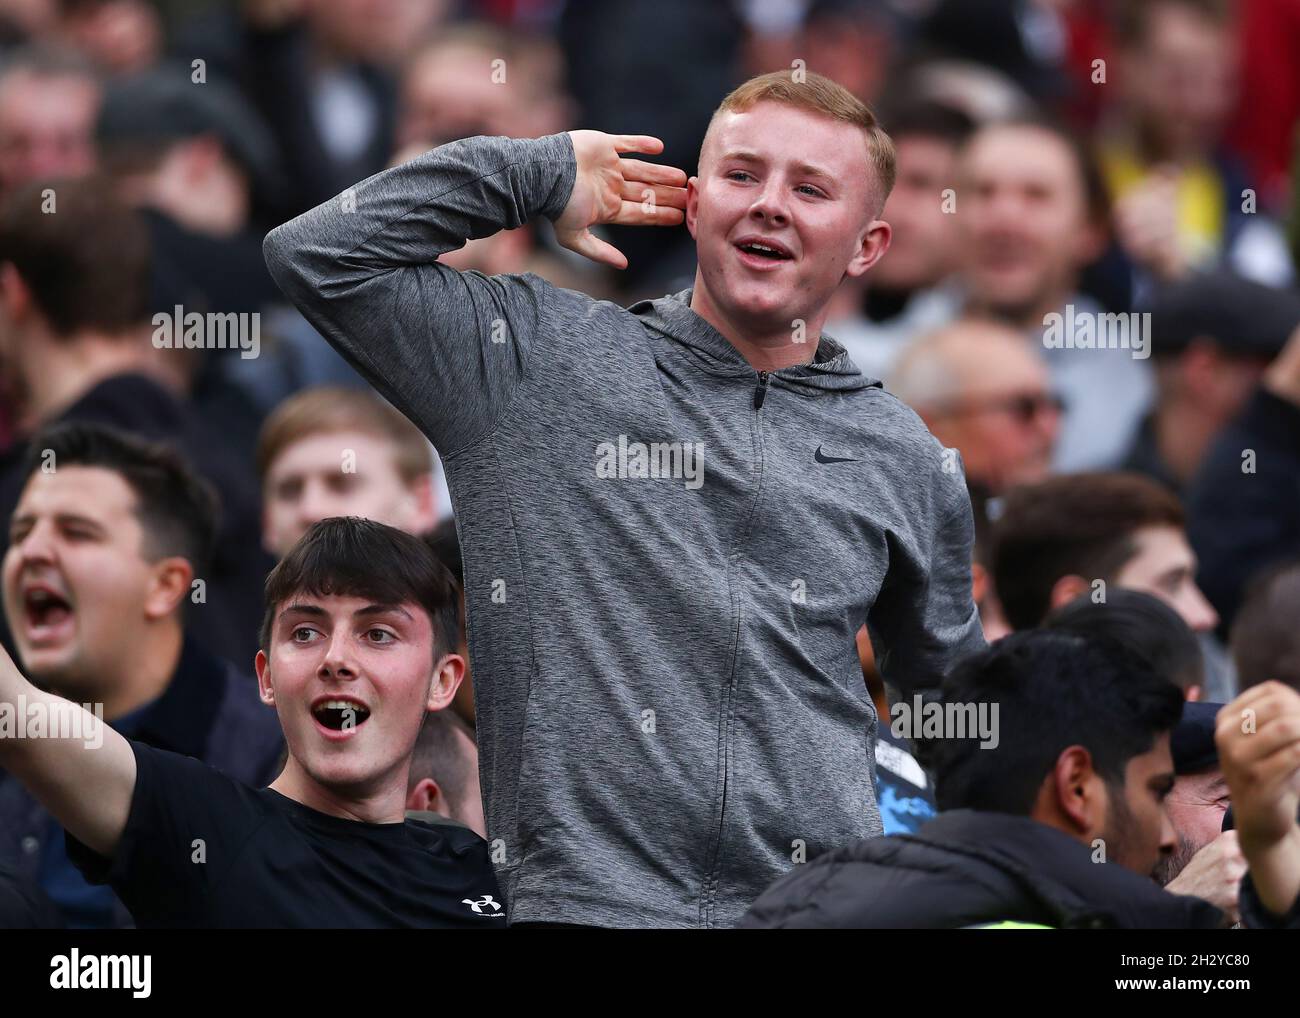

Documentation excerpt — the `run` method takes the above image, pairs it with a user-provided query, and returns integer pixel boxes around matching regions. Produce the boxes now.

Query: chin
[303,752,387,794]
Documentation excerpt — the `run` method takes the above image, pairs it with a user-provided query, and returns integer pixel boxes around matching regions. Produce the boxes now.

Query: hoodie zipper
[702,369,771,926]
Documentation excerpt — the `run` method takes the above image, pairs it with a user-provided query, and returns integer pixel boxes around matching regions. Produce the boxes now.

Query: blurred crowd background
[4,0,1300,927]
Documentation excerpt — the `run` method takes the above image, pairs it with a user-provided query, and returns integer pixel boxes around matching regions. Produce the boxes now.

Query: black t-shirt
[68,741,504,928]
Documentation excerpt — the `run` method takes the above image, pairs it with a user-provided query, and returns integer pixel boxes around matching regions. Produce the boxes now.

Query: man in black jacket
[741,630,1224,928]
[0,423,282,928]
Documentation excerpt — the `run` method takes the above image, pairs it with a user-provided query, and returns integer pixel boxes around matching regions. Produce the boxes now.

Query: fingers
[556,226,628,270]
[609,198,685,228]
[619,158,689,187]
[617,179,688,211]
[612,135,666,156]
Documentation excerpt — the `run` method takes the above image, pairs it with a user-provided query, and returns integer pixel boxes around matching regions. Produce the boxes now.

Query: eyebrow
[10,512,107,534]
[721,150,836,182]
[277,603,413,622]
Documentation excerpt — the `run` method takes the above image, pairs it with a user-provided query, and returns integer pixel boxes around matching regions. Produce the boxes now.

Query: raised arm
[262,130,685,455]
[0,643,135,857]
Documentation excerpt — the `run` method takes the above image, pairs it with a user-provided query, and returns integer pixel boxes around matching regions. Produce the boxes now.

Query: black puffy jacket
[739,810,1224,929]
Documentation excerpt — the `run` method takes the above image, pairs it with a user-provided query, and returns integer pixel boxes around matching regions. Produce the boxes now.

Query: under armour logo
[462,894,502,915]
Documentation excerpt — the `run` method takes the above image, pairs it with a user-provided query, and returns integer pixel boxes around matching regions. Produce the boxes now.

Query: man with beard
[741,630,1223,928]
[1153,702,1243,924]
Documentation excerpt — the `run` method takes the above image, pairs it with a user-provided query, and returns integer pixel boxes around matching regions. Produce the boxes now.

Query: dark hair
[930,630,1184,814]
[260,517,460,659]
[407,707,477,810]
[991,472,1186,630]
[1231,559,1300,693]
[18,421,218,572]
[881,97,975,150]
[1044,589,1204,694]
[0,175,150,337]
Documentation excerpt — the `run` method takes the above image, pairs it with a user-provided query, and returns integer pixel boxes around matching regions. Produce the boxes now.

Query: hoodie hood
[628,287,881,396]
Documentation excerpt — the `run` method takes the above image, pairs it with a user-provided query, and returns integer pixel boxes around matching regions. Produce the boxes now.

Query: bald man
[891,318,1062,495]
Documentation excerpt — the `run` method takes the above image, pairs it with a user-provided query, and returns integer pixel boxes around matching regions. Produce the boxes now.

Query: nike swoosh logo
[814,446,857,464]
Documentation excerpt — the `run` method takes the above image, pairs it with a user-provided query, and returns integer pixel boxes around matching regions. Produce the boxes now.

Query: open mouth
[311,698,371,732]
[23,585,74,641]
[735,238,794,262]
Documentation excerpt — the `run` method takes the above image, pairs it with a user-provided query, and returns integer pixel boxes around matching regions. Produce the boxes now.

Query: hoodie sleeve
[866,449,986,699]
[262,132,577,456]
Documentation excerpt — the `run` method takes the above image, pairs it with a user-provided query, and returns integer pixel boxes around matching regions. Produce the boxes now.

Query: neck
[270,756,408,824]
[689,271,820,372]
[20,328,152,427]
[95,622,184,720]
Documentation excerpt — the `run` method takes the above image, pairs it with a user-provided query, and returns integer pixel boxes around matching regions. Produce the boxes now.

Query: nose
[14,520,57,567]
[1182,583,1220,634]
[748,178,791,226]
[318,628,359,682]
[1159,806,1178,857]
[295,479,335,531]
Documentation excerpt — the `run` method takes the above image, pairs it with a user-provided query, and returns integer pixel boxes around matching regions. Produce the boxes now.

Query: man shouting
[264,70,984,928]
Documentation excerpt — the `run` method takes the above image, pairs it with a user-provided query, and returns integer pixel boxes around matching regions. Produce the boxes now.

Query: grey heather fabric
[264,131,985,927]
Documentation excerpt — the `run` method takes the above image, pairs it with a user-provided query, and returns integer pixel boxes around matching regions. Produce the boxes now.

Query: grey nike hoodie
[263,131,985,928]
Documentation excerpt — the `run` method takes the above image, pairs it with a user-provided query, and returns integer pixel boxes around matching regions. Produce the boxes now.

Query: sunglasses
[937,392,1066,424]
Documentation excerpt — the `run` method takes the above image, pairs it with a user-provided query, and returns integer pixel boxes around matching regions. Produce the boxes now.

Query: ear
[1048,573,1091,615]
[406,776,441,813]
[0,262,32,322]
[685,176,700,239]
[845,219,892,279]
[143,556,194,620]
[427,652,465,712]
[255,649,275,706]
[971,559,990,605]
[1185,684,1202,703]
[260,503,278,557]
[1048,744,1104,835]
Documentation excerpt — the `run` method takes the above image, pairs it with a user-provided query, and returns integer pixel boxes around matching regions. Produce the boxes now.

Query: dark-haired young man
[0,422,282,928]
[741,630,1221,928]
[0,517,501,927]
[991,471,1218,636]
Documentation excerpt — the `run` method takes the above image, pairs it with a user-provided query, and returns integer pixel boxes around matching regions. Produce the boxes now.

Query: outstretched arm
[0,645,135,857]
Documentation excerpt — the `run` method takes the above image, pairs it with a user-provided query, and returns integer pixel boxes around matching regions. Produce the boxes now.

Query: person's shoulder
[846,385,954,470]
[404,815,490,858]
